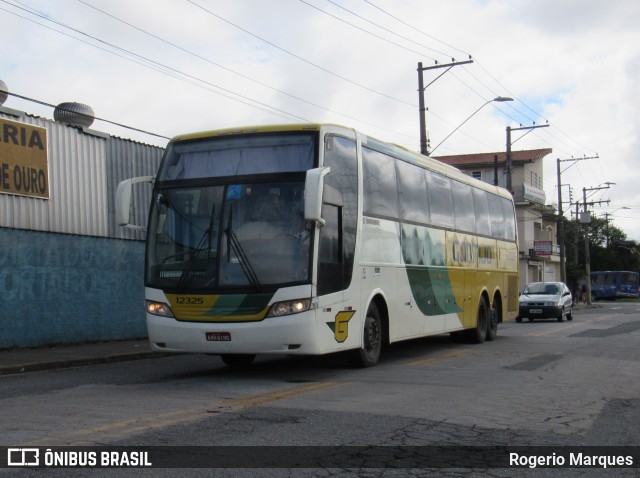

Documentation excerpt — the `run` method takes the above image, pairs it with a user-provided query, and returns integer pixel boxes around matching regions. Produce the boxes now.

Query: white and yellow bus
[117,124,518,367]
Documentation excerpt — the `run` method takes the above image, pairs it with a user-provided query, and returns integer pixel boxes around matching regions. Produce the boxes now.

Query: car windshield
[524,283,560,295]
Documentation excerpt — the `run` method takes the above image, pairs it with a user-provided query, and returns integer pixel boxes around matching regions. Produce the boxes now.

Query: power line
[5,0,602,163]
[0,0,313,123]
[75,0,416,140]
[3,0,426,141]
[302,0,447,60]
[5,91,170,140]
[185,0,414,107]
[356,1,599,159]
[362,0,471,58]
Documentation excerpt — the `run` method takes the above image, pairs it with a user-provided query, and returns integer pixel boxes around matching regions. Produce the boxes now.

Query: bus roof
[170,123,513,201]
[171,123,327,142]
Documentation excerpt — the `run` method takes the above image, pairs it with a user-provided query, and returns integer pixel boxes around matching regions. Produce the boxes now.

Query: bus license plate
[206,332,231,341]
[529,309,542,314]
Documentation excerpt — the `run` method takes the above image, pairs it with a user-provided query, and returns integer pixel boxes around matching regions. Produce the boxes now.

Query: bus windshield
[146,180,310,290]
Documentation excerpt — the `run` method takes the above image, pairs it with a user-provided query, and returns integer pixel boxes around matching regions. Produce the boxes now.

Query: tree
[561,215,640,289]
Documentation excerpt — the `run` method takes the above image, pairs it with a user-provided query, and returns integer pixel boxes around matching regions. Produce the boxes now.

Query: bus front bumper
[146,312,321,355]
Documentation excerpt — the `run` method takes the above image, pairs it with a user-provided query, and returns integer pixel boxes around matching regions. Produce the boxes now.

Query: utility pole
[556,155,597,283]
[574,201,580,266]
[417,58,473,155]
[603,207,629,247]
[505,123,549,194]
[582,185,612,305]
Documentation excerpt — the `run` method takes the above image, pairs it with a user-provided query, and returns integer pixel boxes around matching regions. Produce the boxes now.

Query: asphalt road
[1,302,639,477]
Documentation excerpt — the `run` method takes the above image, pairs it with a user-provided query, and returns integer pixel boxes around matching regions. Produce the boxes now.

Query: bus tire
[486,305,498,341]
[220,354,255,368]
[349,303,382,367]
[487,296,501,341]
[466,297,488,344]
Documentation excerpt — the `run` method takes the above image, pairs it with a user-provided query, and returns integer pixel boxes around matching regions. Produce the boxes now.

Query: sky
[1,0,640,239]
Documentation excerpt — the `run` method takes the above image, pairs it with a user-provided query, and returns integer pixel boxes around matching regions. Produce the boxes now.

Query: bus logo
[327,310,355,343]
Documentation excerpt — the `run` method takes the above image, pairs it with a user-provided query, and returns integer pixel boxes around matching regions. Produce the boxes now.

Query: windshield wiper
[177,203,216,290]
[225,207,261,290]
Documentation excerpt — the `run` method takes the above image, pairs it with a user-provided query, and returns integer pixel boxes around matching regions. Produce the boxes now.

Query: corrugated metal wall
[107,137,163,240]
[0,108,164,238]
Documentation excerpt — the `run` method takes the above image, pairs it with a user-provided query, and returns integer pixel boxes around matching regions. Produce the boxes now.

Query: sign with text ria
[0,118,49,199]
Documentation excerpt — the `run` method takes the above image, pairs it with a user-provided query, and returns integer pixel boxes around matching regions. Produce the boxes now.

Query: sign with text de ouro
[0,117,49,199]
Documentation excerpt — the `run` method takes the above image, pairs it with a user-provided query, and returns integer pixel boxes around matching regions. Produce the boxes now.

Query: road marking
[591,314,615,323]
[528,323,579,337]
[21,381,341,446]
[405,349,472,367]
[219,381,340,411]
[525,313,618,337]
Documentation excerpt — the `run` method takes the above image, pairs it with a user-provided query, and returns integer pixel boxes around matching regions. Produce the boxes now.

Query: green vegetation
[562,216,639,289]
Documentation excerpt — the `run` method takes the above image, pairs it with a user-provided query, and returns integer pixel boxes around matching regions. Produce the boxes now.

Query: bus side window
[451,180,476,234]
[362,147,399,219]
[501,197,516,241]
[473,188,491,237]
[487,193,506,239]
[396,160,429,224]
[425,170,453,228]
[319,135,357,295]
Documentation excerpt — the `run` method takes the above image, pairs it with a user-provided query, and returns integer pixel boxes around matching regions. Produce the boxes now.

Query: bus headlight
[267,299,311,317]
[146,300,175,318]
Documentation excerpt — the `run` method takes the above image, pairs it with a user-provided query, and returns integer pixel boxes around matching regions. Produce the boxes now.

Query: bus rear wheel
[466,297,488,344]
[486,301,499,341]
[349,303,382,367]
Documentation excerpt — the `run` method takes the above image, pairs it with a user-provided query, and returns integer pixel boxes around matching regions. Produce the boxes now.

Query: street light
[609,206,630,214]
[604,207,630,247]
[429,96,513,155]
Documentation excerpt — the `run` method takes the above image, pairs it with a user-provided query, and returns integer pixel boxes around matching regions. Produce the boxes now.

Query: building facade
[0,101,163,349]
[435,149,561,291]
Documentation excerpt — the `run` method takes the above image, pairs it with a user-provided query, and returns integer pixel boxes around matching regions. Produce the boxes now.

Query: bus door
[314,134,360,352]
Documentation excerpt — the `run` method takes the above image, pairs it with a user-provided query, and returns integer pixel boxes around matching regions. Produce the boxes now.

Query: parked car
[517,282,573,322]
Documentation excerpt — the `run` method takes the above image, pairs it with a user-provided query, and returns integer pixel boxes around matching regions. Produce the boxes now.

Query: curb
[0,351,170,376]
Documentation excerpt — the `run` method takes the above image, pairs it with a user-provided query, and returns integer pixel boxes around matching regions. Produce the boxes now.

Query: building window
[530,171,539,188]
[472,171,482,180]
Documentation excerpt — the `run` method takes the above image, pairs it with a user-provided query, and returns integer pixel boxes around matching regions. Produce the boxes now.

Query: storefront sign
[0,117,49,198]
[533,240,552,256]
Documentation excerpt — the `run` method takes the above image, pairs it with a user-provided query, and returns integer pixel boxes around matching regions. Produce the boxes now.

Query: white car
[517,282,573,322]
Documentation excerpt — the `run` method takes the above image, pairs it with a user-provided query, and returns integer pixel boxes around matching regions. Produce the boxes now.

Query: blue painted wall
[0,228,147,349]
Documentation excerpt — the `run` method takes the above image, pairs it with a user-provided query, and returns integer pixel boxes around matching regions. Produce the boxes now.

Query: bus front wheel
[349,303,382,367]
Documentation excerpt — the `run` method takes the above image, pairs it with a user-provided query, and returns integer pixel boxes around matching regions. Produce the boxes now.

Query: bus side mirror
[115,176,155,229]
[304,167,330,227]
